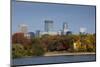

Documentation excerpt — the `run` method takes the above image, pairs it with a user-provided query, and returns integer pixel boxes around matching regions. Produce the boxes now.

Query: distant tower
[44,20,53,32]
[19,24,28,33]
[36,30,41,37]
[63,22,69,35]
[28,32,35,38]
[19,24,31,39]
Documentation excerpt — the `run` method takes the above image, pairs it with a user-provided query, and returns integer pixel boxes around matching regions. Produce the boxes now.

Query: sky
[12,1,96,34]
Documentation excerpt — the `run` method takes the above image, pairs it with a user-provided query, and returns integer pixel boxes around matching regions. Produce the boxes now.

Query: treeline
[12,33,96,58]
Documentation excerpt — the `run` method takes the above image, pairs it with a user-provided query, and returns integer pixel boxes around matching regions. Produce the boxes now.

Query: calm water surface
[12,54,96,66]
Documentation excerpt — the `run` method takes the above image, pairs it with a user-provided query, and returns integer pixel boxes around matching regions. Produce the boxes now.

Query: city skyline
[12,1,96,34]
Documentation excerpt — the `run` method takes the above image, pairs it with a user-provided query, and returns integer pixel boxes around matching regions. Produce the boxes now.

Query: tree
[12,44,26,58]
[32,44,45,56]
[31,38,45,56]
[12,32,32,49]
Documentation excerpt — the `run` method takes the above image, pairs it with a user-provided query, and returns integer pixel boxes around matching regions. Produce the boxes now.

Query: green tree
[31,38,45,56]
[12,44,26,58]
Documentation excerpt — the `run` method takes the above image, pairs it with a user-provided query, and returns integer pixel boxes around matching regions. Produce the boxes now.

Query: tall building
[28,32,35,38]
[19,24,28,33]
[19,24,31,39]
[44,20,53,32]
[63,22,69,35]
[36,30,41,37]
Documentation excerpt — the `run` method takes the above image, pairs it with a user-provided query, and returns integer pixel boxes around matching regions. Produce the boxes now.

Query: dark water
[12,54,96,66]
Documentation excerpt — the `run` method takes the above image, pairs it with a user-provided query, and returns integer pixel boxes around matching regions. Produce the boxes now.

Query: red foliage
[12,32,32,48]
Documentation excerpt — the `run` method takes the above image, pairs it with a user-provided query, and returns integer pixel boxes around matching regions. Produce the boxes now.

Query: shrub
[32,44,45,56]
[86,45,94,52]
[12,44,26,58]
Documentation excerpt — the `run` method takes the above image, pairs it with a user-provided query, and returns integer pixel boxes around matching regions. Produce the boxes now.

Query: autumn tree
[12,32,32,49]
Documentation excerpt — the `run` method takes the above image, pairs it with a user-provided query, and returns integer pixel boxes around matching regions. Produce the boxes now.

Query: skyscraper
[63,22,69,35]
[44,20,53,32]
[19,24,31,39]
[19,24,28,33]
[36,30,41,37]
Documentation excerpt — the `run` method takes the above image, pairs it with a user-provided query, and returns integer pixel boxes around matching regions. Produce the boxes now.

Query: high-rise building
[28,32,35,38]
[63,22,69,35]
[44,20,53,32]
[19,24,32,39]
[36,30,41,37]
[19,24,28,33]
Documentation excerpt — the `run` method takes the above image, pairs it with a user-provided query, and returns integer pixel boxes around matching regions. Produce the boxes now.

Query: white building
[19,24,28,34]
[41,31,58,36]
[63,23,69,35]
[19,24,31,39]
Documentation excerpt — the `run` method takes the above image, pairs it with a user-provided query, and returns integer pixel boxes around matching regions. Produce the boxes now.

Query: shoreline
[13,52,96,59]
[44,52,96,56]
[12,52,96,66]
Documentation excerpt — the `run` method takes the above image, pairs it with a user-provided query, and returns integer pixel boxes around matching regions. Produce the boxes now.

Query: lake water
[12,54,96,66]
